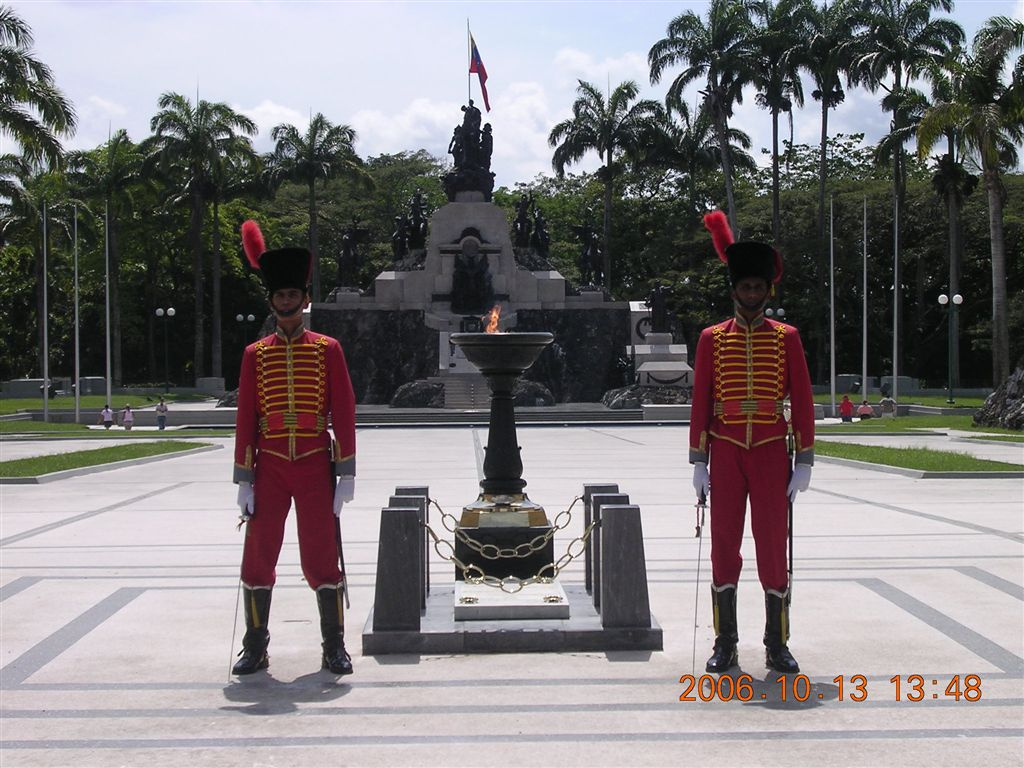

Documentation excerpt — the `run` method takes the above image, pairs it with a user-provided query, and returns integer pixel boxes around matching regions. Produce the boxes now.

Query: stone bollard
[589,492,629,611]
[599,504,652,629]
[390,493,429,609]
[395,486,430,604]
[372,507,422,632]
[582,484,619,597]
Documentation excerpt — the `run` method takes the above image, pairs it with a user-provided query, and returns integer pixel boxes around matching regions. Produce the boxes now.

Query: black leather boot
[232,587,271,675]
[764,590,799,673]
[705,584,739,673]
[317,585,353,676]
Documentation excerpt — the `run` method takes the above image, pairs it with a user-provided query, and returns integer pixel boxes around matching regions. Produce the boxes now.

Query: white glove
[787,464,812,501]
[333,476,355,517]
[236,481,255,520]
[692,462,709,502]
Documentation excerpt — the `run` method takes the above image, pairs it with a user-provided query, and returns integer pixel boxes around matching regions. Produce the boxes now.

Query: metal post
[157,308,174,393]
[163,317,170,394]
[939,294,962,405]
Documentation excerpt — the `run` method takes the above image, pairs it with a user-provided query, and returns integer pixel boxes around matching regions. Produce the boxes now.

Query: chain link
[423,495,597,594]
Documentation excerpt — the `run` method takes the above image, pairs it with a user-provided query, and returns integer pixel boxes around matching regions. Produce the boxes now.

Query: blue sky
[9,0,1023,188]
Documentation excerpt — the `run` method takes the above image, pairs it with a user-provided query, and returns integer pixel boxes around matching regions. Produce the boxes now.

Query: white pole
[862,196,868,401]
[42,199,49,423]
[892,194,899,406]
[829,195,836,418]
[104,200,112,407]
[74,204,80,424]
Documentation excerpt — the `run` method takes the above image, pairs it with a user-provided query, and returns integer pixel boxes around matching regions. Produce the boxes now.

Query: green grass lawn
[957,434,1024,443]
[815,441,1021,472]
[0,393,214,416]
[0,421,231,437]
[816,414,1022,435]
[0,441,212,477]
[814,394,987,409]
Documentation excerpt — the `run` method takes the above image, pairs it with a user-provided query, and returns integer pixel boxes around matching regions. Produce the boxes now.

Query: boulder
[390,381,445,409]
[973,356,1024,430]
[602,384,691,410]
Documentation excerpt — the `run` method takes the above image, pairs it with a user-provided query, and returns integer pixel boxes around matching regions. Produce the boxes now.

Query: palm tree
[548,79,666,290]
[804,0,863,258]
[0,151,31,245]
[0,6,76,166]
[655,101,756,228]
[917,16,1024,385]
[750,0,811,242]
[649,0,756,231]
[66,130,144,385]
[853,0,963,378]
[208,141,259,379]
[266,113,370,302]
[146,92,256,382]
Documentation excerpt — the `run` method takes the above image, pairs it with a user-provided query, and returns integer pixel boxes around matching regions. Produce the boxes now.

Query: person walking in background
[689,211,815,675]
[231,219,357,677]
[839,394,854,423]
[155,398,169,430]
[856,400,875,419]
[99,405,114,430]
[120,405,134,431]
[879,394,897,419]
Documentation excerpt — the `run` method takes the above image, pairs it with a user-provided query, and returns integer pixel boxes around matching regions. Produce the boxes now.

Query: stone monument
[312,106,630,406]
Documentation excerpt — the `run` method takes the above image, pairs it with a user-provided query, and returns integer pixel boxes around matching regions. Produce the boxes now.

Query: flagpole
[892,194,899,406]
[104,199,112,407]
[74,204,81,424]
[829,194,836,418]
[467,19,471,104]
[42,198,49,423]
[862,196,868,403]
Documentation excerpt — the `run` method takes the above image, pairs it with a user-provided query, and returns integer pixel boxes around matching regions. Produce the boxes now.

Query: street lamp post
[155,307,175,393]
[937,293,962,405]
[236,313,256,340]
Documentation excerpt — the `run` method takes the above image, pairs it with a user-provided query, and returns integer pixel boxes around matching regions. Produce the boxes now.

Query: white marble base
[454,580,570,621]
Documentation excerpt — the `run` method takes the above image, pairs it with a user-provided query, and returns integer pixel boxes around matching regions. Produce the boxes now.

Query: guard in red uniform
[689,211,814,674]
[232,219,356,676]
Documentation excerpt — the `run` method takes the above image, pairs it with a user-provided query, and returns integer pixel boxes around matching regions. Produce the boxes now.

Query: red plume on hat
[702,209,784,289]
[241,219,265,270]
[239,218,313,293]
[703,210,733,264]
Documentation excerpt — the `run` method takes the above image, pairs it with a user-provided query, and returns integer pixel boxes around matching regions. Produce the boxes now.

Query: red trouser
[709,438,790,592]
[241,452,340,589]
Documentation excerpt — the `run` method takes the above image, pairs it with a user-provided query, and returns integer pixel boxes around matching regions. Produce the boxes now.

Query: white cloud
[552,48,651,91]
[236,100,308,152]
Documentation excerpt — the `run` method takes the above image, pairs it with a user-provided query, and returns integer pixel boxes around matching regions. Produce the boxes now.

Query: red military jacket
[233,326,356,484]
[689,314,814,466]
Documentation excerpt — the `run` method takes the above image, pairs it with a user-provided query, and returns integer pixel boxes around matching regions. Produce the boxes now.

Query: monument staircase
[429,373,488,409]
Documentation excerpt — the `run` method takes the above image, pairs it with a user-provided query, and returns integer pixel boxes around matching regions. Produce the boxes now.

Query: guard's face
[731,277,770,313]
[269,288,309,319]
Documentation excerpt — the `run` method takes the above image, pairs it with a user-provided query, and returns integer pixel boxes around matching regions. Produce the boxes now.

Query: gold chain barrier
[423,495,598,594]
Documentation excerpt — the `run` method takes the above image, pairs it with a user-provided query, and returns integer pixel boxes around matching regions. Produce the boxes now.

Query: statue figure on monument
[391,215,410,262]
[462,99,482,136]
[442,103,495,202]
[573,212,604,287]
[448,126,465,169]
[530,207,551,259]
[407,188,429,251]
[645,283,671,334]
[512,193,533,248]
[479,123,493,171]
[450,238,494,315]
[337,217,369,287]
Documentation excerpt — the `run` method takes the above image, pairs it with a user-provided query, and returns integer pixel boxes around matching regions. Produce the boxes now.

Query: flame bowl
[450,332,553,376]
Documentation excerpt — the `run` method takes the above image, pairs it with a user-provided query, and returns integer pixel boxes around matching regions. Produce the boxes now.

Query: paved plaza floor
[1,423,1022,767]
